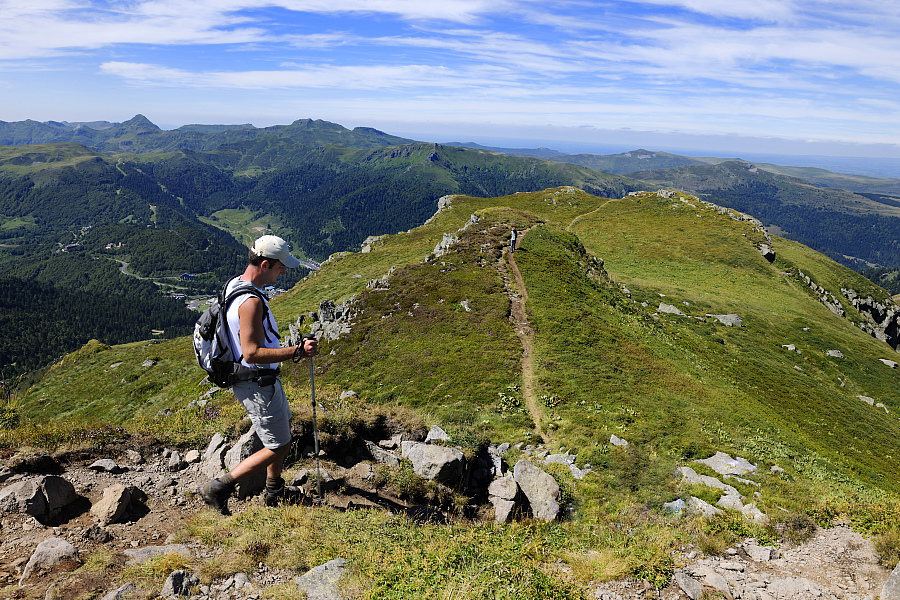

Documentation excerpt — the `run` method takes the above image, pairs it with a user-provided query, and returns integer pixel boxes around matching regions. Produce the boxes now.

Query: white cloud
[4,0,900,150]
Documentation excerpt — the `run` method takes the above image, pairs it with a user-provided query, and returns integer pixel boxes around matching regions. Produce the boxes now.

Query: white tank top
[224,277,280,370]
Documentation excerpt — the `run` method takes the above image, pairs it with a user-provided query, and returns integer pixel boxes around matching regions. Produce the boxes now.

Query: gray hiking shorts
[232,378,292,450]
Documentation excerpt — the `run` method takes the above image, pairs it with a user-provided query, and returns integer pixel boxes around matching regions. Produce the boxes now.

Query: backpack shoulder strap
[222,277,267,309]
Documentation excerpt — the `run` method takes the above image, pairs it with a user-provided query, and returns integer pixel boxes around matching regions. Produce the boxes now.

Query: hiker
[199,235,317,514]
[510,226,517,253]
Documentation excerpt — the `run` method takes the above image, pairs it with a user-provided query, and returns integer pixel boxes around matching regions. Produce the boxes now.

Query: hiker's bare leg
[229,444,290,482]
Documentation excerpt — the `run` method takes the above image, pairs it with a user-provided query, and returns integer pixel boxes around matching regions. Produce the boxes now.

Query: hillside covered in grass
[7,187,900,595]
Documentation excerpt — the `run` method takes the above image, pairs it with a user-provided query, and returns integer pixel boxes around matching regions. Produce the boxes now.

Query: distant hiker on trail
[510,226,518,253]
[199,235,317,515]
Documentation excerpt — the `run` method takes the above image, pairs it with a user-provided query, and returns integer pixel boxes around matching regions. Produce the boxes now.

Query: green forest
[0,258,197,378]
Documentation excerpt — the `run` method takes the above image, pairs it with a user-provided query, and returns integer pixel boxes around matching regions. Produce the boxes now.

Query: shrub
[874,529,900,569]
[774,512,817,544]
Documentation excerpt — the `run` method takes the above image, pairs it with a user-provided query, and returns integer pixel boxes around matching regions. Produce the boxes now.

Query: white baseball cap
[251,235,301,268]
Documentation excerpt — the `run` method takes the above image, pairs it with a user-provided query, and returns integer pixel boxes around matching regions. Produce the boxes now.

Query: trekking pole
[309,355,324,503]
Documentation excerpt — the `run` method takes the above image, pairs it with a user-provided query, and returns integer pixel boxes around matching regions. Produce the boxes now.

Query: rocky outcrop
[309,298,358,341]
[842,287,900,349]
[671,454,767,523]
[795,270,845,317]
[433,233,459,259]
[658,302,687,317]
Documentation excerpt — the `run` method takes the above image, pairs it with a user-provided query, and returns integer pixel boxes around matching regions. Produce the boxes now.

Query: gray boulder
[690,566,733,598]
[364,440,401,468]
[488,475,519,523]
[401,441,464,482]
[90,483,139,525]
[491,498,516,523]
[744,539,776,562]
[295,558,348,600]
[741,502,768,523]
[0,475,77,523]
[488,475,518,501]
[706,314,743,327]
[0,478,48,520]
[203,433,228,461]
[658,303,686,316]
[694,452,757,476]
[513,458,560,521]
[884,559,900,600]
[687,496,722,517]
[758,243,775,261]
[168,451,187,472]
[89,459,123,473]
[161,570,199,597]
[19,537,79,585]
[222,431,267,498]
[100,582,136,600]
[673,572,703,600]
[124,544,191,565]
[424,425,450,444]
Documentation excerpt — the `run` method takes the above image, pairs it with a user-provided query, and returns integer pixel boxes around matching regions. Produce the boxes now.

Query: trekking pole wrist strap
[292,333,316,363]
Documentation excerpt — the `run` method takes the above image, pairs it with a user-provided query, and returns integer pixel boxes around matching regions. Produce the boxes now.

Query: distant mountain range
[0,114,415,154]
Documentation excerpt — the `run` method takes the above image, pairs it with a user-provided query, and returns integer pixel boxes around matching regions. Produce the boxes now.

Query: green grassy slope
[565,192,900,492]
[12,187,900,596]
[17,187,900,498]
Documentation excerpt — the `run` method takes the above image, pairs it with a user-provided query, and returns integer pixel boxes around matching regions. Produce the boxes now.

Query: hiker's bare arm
[238,297,317,364]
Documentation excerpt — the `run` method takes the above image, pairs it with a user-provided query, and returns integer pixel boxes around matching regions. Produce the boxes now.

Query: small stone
[609,435,628,447]
[89,459,123,474]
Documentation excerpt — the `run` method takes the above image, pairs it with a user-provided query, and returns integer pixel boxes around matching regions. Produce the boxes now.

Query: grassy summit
[7,187,900,594]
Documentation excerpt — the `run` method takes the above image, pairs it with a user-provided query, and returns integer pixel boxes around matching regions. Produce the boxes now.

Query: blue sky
[2,0,900,158]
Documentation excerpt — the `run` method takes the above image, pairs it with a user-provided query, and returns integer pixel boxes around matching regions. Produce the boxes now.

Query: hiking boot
[198,479,234,515]
[261,484,305,507]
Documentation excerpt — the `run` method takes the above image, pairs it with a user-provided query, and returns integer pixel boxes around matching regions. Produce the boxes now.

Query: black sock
[219,473,236,488]
[266,476,285,493]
